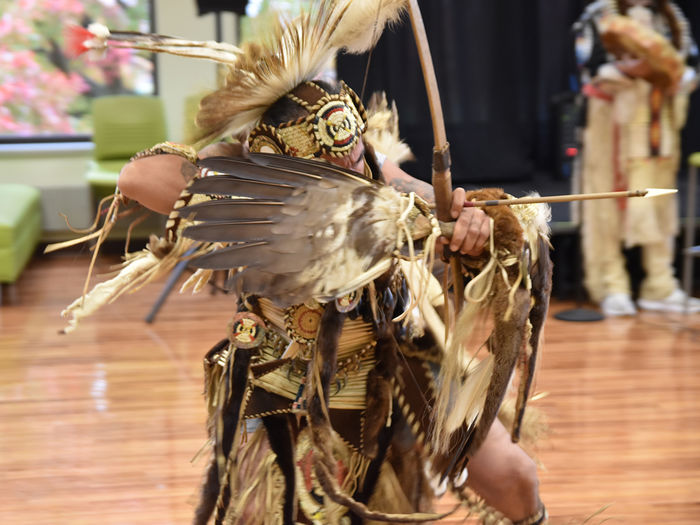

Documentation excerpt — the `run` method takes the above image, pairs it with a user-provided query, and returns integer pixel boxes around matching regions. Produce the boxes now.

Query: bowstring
[360,0,384,100]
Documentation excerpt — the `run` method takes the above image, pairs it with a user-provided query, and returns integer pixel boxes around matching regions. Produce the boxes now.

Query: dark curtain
[337,0,700,187]
[196,0,249,15]
[677,0,700,166]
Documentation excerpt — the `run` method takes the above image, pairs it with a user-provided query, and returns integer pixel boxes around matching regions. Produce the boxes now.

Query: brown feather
[467,283,531,456]
[183,220,277,243]
[189,174,296,200]
[179,199,283,221]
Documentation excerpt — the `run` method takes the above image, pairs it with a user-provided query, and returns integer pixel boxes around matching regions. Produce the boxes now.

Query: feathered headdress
[597,0,692,90]
[66,0,408,145]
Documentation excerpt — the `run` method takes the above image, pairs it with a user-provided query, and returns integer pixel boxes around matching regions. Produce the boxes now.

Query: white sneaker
[600,293,637,317]
[637,289,700,314]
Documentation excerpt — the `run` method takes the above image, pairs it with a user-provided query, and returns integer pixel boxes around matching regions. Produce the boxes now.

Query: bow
[406,0,465,308]
[406,0,452,220]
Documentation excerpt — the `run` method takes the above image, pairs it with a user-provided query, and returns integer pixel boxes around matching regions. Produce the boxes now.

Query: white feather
[330,0,409,53]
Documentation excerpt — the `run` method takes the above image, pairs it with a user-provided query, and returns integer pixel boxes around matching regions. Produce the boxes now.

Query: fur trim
[429,190,552,460]
[55,186,217,333]
[59,234,202,333]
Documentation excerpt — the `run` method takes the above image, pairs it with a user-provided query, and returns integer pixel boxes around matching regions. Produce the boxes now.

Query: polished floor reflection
[2,253,699,524]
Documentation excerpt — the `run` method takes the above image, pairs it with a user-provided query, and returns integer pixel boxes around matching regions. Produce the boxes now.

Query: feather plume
[59,235,202,333]
[64,25,97,58]
[364,92,415,165]
[195,0,409,144]
[442,354,495,434]
[64,23,241,63]
[329,0,408,53]
[66,1,409,145]
[195,7,338,144]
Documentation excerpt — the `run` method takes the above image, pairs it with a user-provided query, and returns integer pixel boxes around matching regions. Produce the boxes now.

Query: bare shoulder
[199,141,246,159]
[117,154,195,215]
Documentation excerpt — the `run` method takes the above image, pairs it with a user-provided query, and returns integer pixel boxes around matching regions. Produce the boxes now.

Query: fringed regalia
[574,0,698,303]
[56,2,553,523]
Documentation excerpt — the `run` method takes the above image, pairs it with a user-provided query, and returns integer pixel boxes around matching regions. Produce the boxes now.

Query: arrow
[462,188,677,207]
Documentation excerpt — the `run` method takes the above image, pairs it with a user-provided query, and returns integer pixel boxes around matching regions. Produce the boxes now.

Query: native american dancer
[56,1,552,523]
[574,0,700,316]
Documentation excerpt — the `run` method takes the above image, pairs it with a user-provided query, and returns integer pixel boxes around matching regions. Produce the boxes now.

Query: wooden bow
[406,0,452,221]
[406,0,465,308]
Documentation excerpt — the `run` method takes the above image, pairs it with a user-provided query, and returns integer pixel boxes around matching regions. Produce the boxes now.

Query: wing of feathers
[178,153,410,306]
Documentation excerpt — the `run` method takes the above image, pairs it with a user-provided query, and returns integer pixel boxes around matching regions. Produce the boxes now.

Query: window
[0,0,154,141]
[244,0,310,19]
[241,0,311,42]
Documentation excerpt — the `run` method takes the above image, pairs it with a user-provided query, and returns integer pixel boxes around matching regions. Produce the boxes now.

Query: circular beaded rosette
[312,100,361,155]
[284,301,324,343]
[228,312,266,349]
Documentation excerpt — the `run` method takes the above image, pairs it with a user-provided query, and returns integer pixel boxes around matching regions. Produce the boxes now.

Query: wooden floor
[2,251,699,525]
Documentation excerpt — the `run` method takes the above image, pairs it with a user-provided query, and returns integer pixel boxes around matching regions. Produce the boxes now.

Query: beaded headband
[248,81,368,159]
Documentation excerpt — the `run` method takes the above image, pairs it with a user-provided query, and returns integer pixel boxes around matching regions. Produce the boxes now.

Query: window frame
[0,0,158,146]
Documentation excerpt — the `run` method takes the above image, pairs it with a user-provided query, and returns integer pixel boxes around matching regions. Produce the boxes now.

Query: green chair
[0,184,41,304]
[86,95,167,203]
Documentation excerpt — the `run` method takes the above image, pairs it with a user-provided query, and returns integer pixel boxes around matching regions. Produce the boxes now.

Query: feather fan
[179,153,423,306]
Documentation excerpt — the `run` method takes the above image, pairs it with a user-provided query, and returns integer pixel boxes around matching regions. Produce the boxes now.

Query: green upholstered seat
[688,152,700,167]
[0,184,41,283]
[86,159,131,201]
[86,95,167,202]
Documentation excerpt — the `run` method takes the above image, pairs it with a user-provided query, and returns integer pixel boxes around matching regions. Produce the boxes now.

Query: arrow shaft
[465,189,650,207]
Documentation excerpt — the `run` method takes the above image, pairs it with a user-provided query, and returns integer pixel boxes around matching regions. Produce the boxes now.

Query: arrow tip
[643,188,678,198]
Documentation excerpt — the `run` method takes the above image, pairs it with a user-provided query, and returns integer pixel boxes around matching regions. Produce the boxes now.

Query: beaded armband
[514,504,548,525]
[130,141,199,165]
